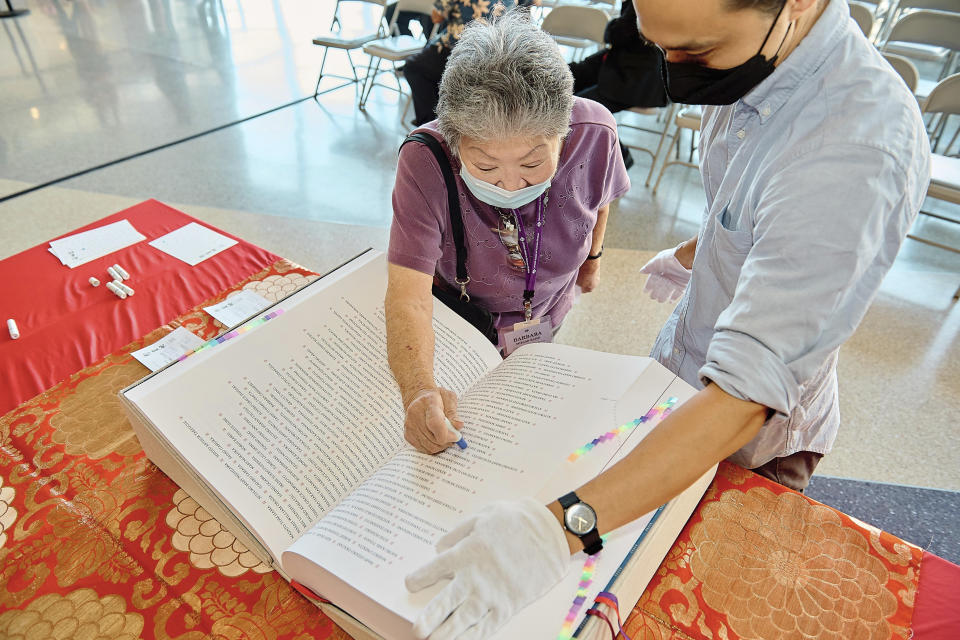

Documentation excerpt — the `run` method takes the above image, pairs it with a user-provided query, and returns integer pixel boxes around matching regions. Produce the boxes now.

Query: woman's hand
[405,388,465,454]
[576,257,601,293]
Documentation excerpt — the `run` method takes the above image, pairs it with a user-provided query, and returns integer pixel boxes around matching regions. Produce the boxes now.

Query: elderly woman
[386,11,630,455]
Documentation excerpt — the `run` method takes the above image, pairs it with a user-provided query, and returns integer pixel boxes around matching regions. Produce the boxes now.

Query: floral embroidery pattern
[167,489,271,577]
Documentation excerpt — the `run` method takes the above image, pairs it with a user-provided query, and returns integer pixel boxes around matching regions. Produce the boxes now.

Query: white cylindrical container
[106,281,127,299]
[7,318,19,339]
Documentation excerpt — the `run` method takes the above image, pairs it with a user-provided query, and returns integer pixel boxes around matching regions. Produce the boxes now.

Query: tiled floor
[1,0,958,553]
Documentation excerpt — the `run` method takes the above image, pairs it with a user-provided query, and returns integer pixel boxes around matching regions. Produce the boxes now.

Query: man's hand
[405,388,463,454]
[576,257,601,293]
[406,498,570,639]
[639,245,692,303]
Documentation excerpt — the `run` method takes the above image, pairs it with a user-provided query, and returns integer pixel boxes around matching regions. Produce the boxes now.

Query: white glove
[639,246,692,303]
[405,498,570,639]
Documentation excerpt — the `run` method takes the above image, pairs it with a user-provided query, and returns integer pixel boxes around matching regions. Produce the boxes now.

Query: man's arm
[548,382,767,552]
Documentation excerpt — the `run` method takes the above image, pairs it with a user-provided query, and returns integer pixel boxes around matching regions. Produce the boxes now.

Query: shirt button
[673,347,681,354]
[761,105,771,117]
[736,129,746,139]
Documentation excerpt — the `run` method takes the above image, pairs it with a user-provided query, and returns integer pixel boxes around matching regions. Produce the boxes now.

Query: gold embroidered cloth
[0,260,925,639]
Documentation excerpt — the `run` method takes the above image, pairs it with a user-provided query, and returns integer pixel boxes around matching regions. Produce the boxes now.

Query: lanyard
[510,191,547,321]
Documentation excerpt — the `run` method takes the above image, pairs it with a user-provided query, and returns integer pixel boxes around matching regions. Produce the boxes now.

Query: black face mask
[660,2,790,105]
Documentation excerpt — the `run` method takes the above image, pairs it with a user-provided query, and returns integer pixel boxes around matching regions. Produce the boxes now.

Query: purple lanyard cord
[511,192,546,320]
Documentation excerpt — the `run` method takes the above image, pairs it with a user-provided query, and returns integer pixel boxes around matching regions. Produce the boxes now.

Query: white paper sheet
[48,219,147,268]
[148,222,238,266]
[131,327,205,372]
[203,290,272,327]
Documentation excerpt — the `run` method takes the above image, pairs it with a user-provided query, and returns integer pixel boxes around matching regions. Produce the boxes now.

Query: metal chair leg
[314,47,331,96]
[644,104,676,187]
[652,125,682,194]
[358,56,381,108]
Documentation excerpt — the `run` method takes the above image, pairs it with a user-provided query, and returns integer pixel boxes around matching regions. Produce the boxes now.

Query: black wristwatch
[558,491,603,555]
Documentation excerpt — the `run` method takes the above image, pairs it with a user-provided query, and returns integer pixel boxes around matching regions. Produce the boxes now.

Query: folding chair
[910,73,960,299]
[357,0,437,112]
[850,2,876,38]
[883,52,921,92]
[651,106,702,194]
[877,0,960,42]
[540,5,610,61]
[850,0,896,43]
[312,0,388,97]
[617,104,675,186]
[881,10,960,99]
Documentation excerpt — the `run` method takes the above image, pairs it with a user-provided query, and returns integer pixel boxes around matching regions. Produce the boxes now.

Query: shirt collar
[741,0,849,123]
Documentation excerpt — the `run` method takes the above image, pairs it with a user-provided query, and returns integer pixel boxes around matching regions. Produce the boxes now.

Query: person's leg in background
[570,52,635,168]
[569,51,604,96]
[749,451,824,493]
[404,45,451,126]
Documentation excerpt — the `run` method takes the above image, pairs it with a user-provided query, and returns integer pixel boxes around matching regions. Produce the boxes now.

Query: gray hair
[436,9,574,153]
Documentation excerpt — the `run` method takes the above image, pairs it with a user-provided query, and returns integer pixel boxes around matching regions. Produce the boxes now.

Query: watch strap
[582,528,603,555]
[558,491,579,509]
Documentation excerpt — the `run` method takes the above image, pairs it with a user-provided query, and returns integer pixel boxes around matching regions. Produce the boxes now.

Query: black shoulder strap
[400,132,469,296]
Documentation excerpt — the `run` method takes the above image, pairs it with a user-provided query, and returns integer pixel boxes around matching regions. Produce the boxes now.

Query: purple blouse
[388,98,630,330]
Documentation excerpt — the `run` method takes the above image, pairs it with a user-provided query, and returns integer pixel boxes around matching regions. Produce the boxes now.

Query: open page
[502,374,701,639]
[123,252,502,564]
[282,343,681,639]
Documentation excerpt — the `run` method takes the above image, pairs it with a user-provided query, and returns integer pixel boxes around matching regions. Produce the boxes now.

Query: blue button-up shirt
[651,0,931,468]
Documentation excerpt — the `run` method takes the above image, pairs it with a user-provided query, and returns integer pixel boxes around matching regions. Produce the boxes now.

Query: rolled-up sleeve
[388,141,448,276]
[700,142,928,415]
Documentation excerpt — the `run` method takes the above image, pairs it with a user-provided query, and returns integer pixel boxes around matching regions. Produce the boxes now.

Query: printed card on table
[48,219,147,268]
[132,327,205,372]
[203,290,272,327]
[149,222,238,266]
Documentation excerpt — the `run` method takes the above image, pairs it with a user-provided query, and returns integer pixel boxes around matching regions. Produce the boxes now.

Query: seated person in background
[404,0,517,126]
[384,2,433,37]
[569,0,668,168]
[386,11,629,453]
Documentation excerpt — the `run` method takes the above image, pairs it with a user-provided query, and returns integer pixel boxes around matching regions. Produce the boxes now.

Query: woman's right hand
[404,388,465,454]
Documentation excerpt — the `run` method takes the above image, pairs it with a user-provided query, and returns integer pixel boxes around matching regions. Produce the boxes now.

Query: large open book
[120,250,715,640]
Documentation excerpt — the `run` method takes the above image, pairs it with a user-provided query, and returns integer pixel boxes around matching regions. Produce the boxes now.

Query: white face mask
[459,164,551,209]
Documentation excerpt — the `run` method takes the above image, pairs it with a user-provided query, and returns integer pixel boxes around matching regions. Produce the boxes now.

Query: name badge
[499,315,554,356]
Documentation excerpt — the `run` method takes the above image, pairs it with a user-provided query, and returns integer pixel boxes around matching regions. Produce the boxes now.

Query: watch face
[564,502,597,535]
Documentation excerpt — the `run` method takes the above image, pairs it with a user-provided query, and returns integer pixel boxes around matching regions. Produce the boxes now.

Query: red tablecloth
[913,551,960,640]
[0,200,278,415]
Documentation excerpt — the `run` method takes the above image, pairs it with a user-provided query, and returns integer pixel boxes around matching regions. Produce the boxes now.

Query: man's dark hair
[725,0,786,15]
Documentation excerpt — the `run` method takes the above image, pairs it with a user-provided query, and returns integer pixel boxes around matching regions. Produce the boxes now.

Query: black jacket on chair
[571,1,668,110]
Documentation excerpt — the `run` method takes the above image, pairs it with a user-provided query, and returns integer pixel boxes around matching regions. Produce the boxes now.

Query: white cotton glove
[639,246,692,303]
[405,498,570,640]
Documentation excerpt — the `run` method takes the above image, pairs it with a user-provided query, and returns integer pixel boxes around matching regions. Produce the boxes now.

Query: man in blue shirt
[405,1,931,637]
